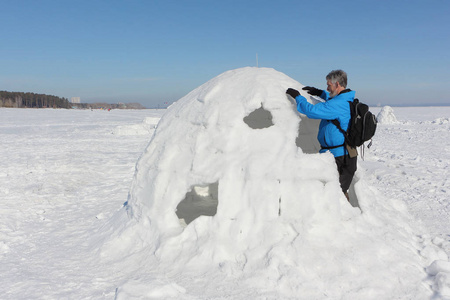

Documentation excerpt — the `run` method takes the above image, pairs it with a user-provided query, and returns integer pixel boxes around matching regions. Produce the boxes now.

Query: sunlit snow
[1,68,450,299]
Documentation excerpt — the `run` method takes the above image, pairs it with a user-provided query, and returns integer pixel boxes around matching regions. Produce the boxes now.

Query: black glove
[286,88,300,99]
[302,86,323,96]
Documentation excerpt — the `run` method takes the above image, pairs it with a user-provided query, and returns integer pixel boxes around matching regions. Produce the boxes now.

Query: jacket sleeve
[320,90,330,101]
[295,95,340,120]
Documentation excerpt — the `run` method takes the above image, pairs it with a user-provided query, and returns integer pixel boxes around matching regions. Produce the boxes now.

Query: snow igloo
[122,67,358,257]
[106,67,432,298]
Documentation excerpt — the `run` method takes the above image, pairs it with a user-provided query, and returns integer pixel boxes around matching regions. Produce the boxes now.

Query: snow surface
[1,68,450,299]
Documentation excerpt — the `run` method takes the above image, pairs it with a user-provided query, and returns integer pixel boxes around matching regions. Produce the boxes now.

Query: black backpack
[332,98,377,150]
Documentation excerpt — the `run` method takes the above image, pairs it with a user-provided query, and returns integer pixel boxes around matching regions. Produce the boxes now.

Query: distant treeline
[0,91,71,108]
[0,91,146,109]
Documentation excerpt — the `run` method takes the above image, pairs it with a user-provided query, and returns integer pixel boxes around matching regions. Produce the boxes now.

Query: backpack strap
[331,119,347,136]
[321,119,347,155]
[330,98,358,148]
[321,143,345,150]
[327,119,348,160]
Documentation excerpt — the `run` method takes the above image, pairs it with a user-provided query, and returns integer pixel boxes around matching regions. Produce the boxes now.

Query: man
[286,70,356,200]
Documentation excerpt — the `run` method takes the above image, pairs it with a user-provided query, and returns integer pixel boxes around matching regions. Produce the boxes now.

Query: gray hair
[326,70,347,88]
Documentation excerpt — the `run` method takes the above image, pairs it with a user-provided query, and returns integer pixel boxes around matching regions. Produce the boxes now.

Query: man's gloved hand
[286,88,300,99]
[302,86,323,96]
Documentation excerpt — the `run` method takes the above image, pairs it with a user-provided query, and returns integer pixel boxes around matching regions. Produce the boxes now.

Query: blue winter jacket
[295,89,355,157]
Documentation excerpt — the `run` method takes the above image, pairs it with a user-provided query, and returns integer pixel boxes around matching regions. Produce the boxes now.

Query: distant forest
[0,91,71,108]
[0,91,146,109]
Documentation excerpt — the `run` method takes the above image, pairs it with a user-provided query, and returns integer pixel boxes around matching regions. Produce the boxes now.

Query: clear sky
[1,0,449,108]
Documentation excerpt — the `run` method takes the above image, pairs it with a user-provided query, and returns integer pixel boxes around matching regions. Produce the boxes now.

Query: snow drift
[103,67,435,298]
[112,116,160,135]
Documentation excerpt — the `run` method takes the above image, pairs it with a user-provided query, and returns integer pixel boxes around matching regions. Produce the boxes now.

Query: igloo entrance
[176,182,219,226]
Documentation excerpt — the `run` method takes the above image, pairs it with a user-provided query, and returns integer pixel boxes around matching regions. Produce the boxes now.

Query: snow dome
[377,105,399,124]
[126,67,348,237]
[105,67,432,298]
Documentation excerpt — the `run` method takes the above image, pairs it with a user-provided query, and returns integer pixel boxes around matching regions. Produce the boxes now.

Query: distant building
[71,97,81,104]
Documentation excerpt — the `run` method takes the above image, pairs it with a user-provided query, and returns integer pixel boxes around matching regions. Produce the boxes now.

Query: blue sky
[1,0,449,108]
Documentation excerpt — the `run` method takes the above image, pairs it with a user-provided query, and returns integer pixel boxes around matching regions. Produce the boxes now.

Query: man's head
[326,70,347,97]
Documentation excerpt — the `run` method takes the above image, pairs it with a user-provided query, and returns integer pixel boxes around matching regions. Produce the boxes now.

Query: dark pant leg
[335,155,357,193]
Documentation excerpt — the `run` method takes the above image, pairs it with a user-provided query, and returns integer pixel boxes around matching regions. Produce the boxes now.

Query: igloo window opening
[296,119,321,154]
[243,106,274,129]
[176,181,219,227]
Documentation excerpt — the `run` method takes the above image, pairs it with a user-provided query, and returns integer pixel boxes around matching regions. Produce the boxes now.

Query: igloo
[105,68,431,299]
[125,67,351,237]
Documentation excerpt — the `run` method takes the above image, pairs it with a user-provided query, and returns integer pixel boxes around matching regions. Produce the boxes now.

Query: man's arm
[295,94,338,120]
[286,88,337,120]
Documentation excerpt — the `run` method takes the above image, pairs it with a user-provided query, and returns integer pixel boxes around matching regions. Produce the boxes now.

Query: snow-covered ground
[0,103,449,299]
[369,106,450,253]
[0,108,161,298]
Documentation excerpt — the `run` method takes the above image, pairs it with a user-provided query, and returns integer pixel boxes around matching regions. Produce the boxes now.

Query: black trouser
[335,155,357,193]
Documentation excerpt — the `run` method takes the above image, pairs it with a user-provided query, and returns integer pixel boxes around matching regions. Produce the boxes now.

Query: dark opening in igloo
[243,106,274,129]
[296,119,321,154]
[176,182,219,226]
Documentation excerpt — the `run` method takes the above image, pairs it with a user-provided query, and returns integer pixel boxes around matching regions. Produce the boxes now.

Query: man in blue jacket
[286,70,356,200]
